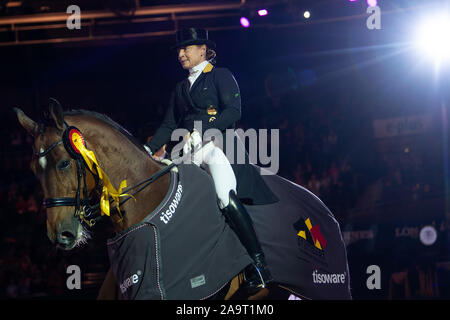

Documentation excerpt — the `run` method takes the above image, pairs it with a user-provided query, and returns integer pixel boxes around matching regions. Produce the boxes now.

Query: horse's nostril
[62,231,75,239]
[58,231,76,246]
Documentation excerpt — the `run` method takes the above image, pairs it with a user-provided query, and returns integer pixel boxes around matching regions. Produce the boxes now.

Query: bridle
[35,122,175,228]
[35,137,100,227]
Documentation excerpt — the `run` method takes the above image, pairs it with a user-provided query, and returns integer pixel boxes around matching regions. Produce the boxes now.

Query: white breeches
[191,141,236,209]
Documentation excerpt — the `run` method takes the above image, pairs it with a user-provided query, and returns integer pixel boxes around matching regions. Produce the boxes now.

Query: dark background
[0,0,449,299]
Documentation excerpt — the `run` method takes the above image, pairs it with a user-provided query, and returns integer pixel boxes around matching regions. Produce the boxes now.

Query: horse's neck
[108,154,171,232]
[70,116,171,232]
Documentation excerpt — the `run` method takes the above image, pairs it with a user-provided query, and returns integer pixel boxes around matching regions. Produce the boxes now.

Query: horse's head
[15,99,91,250]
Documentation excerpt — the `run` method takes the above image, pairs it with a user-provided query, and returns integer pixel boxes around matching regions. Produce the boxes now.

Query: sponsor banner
[394,220,448,243]
[372,114,433,138]
[342,229,375,247]
[342,219,449,249]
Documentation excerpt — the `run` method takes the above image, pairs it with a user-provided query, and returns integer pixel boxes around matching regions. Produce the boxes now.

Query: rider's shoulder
[211,67,237,82]
[212,66,233,75]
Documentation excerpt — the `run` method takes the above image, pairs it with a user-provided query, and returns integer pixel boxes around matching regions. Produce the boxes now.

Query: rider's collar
[189,60,210,75]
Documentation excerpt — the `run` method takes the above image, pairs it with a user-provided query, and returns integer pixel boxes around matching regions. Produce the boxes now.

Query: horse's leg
[97,267,120,300]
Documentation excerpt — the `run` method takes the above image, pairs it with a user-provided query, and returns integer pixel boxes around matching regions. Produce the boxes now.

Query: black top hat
[171,27,216,50]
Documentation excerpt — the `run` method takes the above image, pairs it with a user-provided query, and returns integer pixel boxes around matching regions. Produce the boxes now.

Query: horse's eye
[57,159,71,170]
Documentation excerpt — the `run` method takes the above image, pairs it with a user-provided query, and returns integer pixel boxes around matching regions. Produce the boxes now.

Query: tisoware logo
[120,270,142,294]
[312,270,346,284]
[160,183,183,224]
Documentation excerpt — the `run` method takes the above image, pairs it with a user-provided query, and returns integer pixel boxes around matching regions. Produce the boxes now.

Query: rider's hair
[206,47,216,65]
[197,44,216,65]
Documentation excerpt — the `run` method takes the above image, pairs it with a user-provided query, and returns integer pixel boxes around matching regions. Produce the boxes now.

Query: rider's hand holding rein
[182,129,202,157]
[144,144,166,162]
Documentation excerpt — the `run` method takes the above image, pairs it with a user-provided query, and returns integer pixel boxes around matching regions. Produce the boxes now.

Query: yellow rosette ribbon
[71,131,135,217]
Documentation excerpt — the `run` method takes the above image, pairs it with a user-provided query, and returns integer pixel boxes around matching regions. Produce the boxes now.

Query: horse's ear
[48,97,65,131]
[14,107,39,137]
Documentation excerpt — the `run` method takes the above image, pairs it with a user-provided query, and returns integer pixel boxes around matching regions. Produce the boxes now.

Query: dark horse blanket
[107,164,351,300]
[107,164,252,300]
[250,168,351,299]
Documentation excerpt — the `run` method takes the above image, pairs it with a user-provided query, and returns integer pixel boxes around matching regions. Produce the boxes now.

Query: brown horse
[15,99,352,300]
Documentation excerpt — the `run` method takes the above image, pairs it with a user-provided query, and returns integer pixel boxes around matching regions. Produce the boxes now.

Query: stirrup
[242,263,273,293]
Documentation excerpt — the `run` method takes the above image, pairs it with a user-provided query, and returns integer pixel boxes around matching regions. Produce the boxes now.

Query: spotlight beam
[415,14,450,67]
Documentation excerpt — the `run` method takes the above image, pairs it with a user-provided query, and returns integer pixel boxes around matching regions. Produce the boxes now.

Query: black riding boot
[221,190,273,291]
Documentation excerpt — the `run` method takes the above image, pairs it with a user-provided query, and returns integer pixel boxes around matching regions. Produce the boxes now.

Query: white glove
[183,129,202,155]
[144,145,153,156]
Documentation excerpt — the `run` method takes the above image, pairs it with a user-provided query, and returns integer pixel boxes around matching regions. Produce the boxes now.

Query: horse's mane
[64,109,147,152]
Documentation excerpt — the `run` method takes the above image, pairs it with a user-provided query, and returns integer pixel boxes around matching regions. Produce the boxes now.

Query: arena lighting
[240,16,250,28]
[415,14,450,66]
[5,1,22,8]
[258,9,268,16]
[304,11,311,19]
[367,0,377,7]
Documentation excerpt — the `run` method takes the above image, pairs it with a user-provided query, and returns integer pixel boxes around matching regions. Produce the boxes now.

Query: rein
[36,124,175,227]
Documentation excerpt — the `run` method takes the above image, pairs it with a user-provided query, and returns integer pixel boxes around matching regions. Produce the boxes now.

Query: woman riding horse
[144,27,278,291]
[15,101,352,300]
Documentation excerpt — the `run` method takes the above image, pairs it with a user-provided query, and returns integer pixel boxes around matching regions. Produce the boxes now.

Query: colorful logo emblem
[293,217,330,268]
[207,106,217,115]
[294,217,327,250]
[68,128,86,155]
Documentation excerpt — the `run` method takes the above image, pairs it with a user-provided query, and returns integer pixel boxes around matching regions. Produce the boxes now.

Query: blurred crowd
[242,84,367,219]
[0,118,108,299]
[388,262,443,300]
[1,122,57,298]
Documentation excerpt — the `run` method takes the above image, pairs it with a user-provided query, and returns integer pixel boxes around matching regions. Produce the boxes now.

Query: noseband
[36,123,175,228]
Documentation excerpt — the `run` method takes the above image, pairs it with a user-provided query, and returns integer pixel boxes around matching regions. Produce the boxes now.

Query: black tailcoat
[148,63,278,205]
